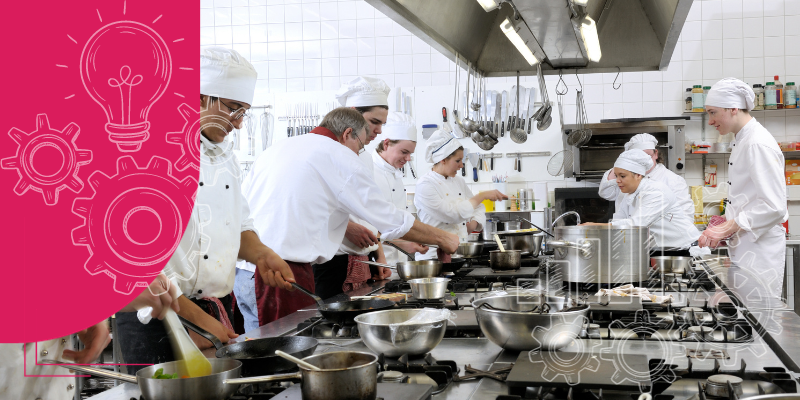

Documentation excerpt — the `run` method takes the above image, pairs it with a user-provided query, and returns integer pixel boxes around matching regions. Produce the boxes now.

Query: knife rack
[505,152,552,158]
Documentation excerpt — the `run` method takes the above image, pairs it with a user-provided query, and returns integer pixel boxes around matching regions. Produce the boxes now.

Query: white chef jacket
[414,171,486,260]
[599,163,694,217]
[372,150,409,263]
[0,337,76,400]
[336,150,380,256]
[237,130,415,267]
[163,135,256,298]
[611,178,700,249]
[725,118,787,300]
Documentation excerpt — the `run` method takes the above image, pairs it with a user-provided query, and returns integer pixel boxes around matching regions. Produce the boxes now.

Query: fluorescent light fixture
[580,15,602,62]
[571,0,589,6]
[476,0,499,12]
[500,18,539,66]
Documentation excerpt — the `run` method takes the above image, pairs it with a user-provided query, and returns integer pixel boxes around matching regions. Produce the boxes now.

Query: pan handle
[43,359,138,384]
[383,241,416,261]
[291,283,326,309]
[225,371,302,385]
[178,316,225,351]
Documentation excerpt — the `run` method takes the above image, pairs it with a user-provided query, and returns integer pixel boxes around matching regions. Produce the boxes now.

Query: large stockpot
[498,231,544,256]
[550,225,651,284]
[354,309,448,357]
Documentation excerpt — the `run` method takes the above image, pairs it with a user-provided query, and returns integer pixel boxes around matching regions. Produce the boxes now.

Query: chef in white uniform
[598,133,694,217]
[116,47,294,372]
[698,78,788,300]
[414,130,507,260]
[1,273,179,399]
[373,112,429,264]
[588,150,700,251]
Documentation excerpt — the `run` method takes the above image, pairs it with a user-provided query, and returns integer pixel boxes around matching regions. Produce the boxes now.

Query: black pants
[313,254,349,300]
[116,295,233,375]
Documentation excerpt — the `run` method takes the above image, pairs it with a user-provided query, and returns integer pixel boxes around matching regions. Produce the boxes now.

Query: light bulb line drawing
[107,65,143,127]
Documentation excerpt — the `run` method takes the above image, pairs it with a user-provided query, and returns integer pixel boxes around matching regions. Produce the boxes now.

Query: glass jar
[753,84,765,110]
[766,82,778,110]
[785,82,797,109]
[691,85,704,112]
[685,88,693,112]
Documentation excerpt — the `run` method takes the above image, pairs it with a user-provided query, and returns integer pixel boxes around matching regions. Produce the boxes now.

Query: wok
[179,317,318,377]
[292,282,396,325]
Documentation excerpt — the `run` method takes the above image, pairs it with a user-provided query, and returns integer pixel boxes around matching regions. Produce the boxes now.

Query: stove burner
[684,326,714,341]
[454,365,513,382]
[705,374,744,398]
[377,353,457,395]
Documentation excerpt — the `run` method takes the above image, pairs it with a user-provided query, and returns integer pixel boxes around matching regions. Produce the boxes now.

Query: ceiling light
[580,15,602,62]
[571,0,589,6]
[500,18,539,66]
[476,0,499,12]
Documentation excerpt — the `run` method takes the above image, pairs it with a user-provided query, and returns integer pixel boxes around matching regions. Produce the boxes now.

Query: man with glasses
[236,107,459,329]
[115,47,295,373]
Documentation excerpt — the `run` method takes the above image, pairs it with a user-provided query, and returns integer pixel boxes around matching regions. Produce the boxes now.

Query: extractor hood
[365,0,693,76]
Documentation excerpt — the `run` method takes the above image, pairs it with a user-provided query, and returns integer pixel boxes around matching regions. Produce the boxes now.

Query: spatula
[162,309,212,377]
[494,234,506,252]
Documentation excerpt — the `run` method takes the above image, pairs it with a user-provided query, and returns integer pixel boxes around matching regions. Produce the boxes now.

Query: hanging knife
[500,90,508,137]
[494,92,502,138]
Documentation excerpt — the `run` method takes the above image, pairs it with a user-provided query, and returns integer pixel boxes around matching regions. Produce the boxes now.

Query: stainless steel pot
[499,231,544,256]
[297,352,380,400]
[651,256,690,274]
[457,242,484,258]
[500,221,521,231]
[354,309,448,357]
[482,219,497,241]
[408,277,450,299]
[396,260,442,280]
[472,296,588,351]
[551,225,651,284]
[489,250,522,270]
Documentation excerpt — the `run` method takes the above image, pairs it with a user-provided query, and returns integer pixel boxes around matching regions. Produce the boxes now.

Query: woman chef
[598,133,694,217]
[414,130,507,260]
[698,78,788,300]
[584,150,700,252]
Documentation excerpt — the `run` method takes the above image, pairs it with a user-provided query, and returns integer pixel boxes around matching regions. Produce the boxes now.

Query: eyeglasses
[355,132,366,155]
[218,99,250,121]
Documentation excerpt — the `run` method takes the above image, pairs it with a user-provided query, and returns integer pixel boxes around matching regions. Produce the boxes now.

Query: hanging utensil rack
[505,152,552,158]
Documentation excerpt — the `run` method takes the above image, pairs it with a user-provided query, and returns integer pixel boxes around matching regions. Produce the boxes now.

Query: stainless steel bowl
[457,242,484,258]
[354,309,448,357]
[467,233,481,242]
[396,260,442,280]
[650,256,689,274]
[408,277,451,299]
[472,296,587,351]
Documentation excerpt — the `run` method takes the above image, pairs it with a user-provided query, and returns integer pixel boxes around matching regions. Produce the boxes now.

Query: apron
[727,225,786,300]
[255,261,316,326]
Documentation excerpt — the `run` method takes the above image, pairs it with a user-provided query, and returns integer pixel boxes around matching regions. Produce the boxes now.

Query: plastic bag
[387,308,456,346]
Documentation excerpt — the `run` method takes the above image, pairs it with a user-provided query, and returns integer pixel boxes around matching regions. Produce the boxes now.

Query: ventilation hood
[364,0,693,76]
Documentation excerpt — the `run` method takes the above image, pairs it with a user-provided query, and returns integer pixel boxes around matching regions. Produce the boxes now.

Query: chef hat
[425,130,462,164]
[706,77,755,111]
[200,46,258,105]
[383,112,417,142]
[624,133,658,151]
[335,77,391,107]
[614,150,653,176]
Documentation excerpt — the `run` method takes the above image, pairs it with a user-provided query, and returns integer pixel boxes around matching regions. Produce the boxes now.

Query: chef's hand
[62,321,111,364]
[372,267,393,280]
[389,240,430,256]
[255,250,296,291]
[607,169,616,180]
[439,232,460,254]
[481,190,509,202]
[698,219,739,249]
[345,221,379,249]
[119,272,180,320]
[189,319,238,350]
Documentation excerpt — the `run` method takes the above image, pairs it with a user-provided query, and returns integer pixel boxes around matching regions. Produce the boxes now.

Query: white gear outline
[71,156,197,295]
[1,114,93,205]
[527,315,604,386]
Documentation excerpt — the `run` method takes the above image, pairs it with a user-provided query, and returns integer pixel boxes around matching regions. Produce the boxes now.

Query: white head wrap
[705,77,755,111]
[425,130,462,164]
[335,77,391,107]
[624,133,658,151]
[614,150,653,176]
[200,47,258,105]
[383,112,417,142]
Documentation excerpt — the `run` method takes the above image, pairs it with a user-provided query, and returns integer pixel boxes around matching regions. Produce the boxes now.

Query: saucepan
[457,242,484,258]
[407,277,451,299]
[489,249,522,270]
[48,351,382,400]
[358,260,443,280]
[650,256,691,274]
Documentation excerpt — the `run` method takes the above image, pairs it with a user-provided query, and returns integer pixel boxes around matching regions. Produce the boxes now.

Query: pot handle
[225,371,302,385]
[42,359,138,384]
[547,240,593,258]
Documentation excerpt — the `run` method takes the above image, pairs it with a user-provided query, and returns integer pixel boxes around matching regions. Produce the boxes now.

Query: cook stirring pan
[291,282,396,325]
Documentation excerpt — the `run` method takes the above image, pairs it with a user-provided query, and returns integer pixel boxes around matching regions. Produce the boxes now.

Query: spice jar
[691,85,704,112]
[685,88,693,112]
[766,82,778,110]
[753,84,765,110]
[785,82,797,109]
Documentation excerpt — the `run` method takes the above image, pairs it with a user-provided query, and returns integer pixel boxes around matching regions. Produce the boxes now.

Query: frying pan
[441,257,467,273]
[291,282,396,325]
[177,316,319,377]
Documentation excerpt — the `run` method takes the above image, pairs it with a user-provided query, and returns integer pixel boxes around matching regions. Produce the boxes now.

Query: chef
[598,133,694,217]
[0,273,179,399]
[373,112,429,264]
[236,107,459,330]
[698,78,787,300]
[584,150,700,252]
[116,47,295,373]
[414,130,507,261]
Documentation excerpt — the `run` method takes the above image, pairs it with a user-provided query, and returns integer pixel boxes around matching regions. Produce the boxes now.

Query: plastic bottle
[703,86,711,107]
[685,88,693,112]
[766,82,778,110]
[774,76,784,109]
[785,82,797,109]
[691,85,704,112]
[753,84,765,110]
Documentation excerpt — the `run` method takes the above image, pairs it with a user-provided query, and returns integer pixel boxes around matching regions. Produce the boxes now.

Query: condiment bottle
[703,86,711,106]
[753,84,765,110]
[691,85,704,112]
[774,76,784,109]
[785,82,797,109]
[766,82,778,110]
[685,88,693,112]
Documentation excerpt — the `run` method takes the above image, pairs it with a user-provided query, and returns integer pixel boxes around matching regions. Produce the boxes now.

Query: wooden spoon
[494,234,505,252]
[275,350,322,371]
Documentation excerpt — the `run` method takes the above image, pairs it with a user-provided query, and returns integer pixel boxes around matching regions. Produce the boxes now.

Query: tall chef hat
[200,47,258,105]
[705,77,755,111]
[335,77,391,107]
[624,133,658,151]
[383,112,417,142]
[425,130,462,164]
[614,150,653,176]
